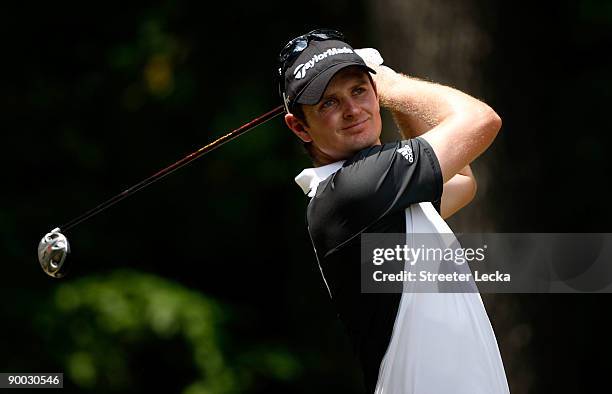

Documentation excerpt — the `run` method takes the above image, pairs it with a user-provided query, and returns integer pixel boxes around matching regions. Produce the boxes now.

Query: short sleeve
[306,137,443,255]
[331,136,442,217]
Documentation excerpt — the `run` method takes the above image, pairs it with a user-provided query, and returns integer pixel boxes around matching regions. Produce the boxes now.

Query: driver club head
[38,228,70,278]
[34,106,285,279]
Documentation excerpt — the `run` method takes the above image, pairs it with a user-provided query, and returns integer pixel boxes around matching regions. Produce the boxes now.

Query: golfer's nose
[342,97,361,118]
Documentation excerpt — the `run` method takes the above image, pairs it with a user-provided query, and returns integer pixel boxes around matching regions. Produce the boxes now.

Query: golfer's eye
[321,99,336,109]
[353,87,366,95]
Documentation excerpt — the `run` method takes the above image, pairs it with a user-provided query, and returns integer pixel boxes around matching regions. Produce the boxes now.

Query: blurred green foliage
[35,270,301,393]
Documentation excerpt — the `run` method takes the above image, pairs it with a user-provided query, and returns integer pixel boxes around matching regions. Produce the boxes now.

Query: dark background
[1,1,611,393]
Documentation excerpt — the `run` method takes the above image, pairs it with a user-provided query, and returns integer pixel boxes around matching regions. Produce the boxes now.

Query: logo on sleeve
[397,146,414,163]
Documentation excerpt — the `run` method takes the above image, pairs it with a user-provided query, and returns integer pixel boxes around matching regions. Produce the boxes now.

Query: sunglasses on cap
[278,28,345,70]
[277,28,345,112]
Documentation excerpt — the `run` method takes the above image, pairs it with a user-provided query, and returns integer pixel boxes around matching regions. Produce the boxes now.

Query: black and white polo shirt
[295,137,509,394]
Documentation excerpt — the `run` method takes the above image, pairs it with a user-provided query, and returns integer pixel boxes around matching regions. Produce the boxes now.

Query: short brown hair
[291,104,316,159]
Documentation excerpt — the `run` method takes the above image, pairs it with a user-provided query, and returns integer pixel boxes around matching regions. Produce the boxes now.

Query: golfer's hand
[356,48,421,139]
[356,48,398,92]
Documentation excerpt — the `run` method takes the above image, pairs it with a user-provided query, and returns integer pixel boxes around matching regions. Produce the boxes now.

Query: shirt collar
[294,160,345,197]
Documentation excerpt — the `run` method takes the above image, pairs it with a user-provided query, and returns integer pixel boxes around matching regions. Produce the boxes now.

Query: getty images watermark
[360,233,612,293]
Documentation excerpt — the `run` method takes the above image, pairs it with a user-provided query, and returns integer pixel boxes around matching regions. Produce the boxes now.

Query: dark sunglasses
[277,28,345,78]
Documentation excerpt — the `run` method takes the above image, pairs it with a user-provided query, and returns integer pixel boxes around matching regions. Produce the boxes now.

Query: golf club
[38,105,285,278]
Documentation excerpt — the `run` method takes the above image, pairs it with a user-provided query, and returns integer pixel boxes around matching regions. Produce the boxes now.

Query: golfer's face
[302,67,382,160]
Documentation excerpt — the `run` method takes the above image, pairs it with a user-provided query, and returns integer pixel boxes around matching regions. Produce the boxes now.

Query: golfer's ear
[285,113,312,143]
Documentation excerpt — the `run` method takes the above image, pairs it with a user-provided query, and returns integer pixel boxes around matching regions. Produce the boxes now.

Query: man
[278,29,510,393]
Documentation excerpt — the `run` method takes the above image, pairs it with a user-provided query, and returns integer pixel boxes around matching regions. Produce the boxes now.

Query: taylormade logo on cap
[293,47,354,80]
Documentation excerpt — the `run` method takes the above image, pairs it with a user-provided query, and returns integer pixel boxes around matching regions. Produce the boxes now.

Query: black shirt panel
[316,211,405,394]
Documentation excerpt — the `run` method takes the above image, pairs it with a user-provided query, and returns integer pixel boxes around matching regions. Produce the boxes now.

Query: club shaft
[60,105,285,232]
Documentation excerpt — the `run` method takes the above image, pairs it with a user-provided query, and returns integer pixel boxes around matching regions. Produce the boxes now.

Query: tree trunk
[368,1,531,392]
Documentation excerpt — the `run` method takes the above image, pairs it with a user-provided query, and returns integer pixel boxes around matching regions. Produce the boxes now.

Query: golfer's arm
[439,166,477,219]
[371,65,501,184]
[391,110,479,219]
